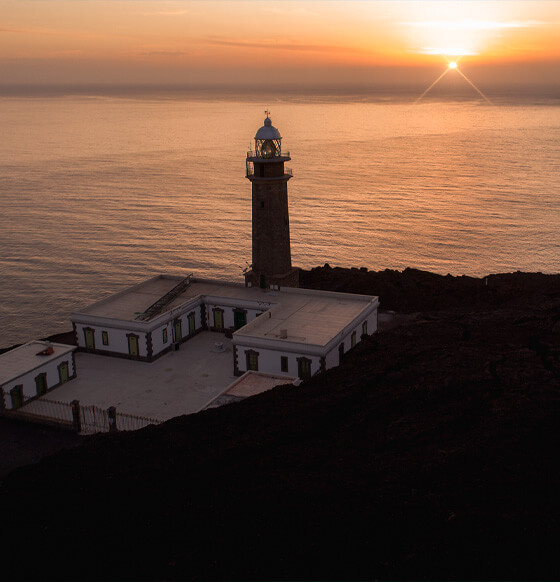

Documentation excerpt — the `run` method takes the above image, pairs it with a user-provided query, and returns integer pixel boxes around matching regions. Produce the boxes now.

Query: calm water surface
[1,93,559,346]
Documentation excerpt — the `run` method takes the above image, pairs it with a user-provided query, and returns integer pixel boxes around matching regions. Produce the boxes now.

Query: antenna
[265,109,270,118]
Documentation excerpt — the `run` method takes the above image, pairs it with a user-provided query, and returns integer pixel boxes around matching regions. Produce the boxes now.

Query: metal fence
[9,396,74,428]
[80,404,110,434]
[5,396,163,435]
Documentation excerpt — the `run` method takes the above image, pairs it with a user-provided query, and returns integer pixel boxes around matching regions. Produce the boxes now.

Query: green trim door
[128,335,139,356]
[58,361,69,384]
[188,313,196,335]
[214,309,224,330]
[297,358,312,381]
[174,320,182,342]
[84,328,95,350]
[10,386,24,409]
[35,374,48,396]
[234,310,247,330]
[246,350,259,371]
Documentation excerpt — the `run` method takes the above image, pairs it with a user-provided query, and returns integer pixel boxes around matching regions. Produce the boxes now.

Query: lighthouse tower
[245,113,299,289]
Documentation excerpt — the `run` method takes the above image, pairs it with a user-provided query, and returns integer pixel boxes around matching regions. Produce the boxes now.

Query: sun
[448,61,458,69]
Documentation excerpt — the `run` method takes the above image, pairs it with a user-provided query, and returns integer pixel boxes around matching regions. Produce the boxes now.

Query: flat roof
[0,341,76,385]
[72,275,378,348]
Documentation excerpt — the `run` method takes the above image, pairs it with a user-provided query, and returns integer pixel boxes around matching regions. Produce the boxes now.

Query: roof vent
[279,329,287,339]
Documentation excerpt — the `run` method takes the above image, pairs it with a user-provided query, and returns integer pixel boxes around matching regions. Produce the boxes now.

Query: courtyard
[29,331,238,421]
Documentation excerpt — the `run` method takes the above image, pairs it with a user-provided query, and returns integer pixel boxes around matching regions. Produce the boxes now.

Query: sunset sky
[1,0,560,90]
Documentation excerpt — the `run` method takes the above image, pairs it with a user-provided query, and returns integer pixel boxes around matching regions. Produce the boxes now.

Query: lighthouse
[245,112,299,289]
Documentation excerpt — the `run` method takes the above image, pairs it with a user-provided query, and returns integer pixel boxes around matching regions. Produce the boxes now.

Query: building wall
[325,311,378,369]
[150,305,204,357]
[2,352,76,410]
[74,322,148,359]
[152,321,172,356]
[235,342,321,379]
[72,289,379,374]
[205,301,265,331]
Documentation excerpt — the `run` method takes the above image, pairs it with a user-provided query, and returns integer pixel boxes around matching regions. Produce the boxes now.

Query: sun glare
[449,62,458,69]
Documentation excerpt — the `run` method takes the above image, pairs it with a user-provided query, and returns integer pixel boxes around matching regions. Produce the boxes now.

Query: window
[102,331,109,346]
[297,357,312,381]
[362,321,368,336]
[246,350,259,371]
[281,356,289,373]
[163,328,168,343]
[351,331,357,348]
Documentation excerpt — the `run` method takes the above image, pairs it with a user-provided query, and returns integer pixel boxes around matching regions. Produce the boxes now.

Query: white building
[71,275,379,381]
[0,341,77,410]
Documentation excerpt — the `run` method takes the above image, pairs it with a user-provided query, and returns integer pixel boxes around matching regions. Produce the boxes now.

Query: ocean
[1,90,559,347]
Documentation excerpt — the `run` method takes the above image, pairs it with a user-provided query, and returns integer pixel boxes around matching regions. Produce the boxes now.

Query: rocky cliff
[1,268,559,580]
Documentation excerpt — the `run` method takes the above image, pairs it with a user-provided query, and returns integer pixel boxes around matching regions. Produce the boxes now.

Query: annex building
[0,341,76,410]
[72,275,378,381]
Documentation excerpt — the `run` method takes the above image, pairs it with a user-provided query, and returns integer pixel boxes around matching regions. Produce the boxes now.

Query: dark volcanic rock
[300,266,560,312]
[1,269,560,580]
[0,418,82,480]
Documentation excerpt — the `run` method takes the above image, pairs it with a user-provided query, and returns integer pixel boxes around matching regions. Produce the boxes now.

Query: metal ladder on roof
[135,273,194,321]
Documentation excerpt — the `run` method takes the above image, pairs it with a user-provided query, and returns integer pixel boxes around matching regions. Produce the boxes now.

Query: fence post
[71,400,81,432]
[107,406,117,433]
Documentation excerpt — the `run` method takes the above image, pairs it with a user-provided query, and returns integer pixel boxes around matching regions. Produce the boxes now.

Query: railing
[9,396,74,428]
[135,273,193,321]
[115,409,163,433]
[80,404,110,434]
[4,396,163,434]
[246,151,290,159]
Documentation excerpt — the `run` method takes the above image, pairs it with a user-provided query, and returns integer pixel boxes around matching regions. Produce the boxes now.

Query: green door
[234,310,247,330]
[246,351,259,371]
[188,313,196,335]
[84,328,95,350]
[214,310,223,330]
[298,358,312,381]
[10,386,24,409]
[174,320,182,342]
[58,361,69,384]
[35,374,48,396]
[128,335,139,356]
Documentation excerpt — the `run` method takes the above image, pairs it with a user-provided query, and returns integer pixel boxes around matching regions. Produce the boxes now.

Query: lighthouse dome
[255,116,282,140]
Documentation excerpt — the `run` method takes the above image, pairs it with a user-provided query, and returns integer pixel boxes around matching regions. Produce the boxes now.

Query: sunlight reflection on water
[1,95,559,345]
